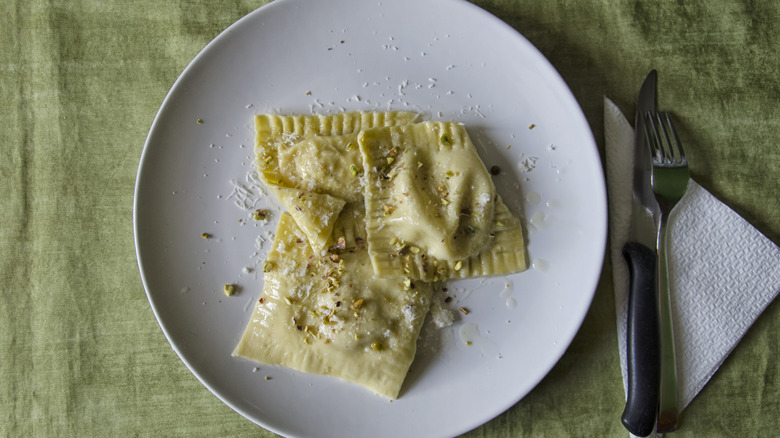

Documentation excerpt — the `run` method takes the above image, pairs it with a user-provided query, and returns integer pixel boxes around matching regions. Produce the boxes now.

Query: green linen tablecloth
[2,1,779,436]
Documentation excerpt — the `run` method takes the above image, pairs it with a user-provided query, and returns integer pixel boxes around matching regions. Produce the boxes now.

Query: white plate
[133,0,606,436]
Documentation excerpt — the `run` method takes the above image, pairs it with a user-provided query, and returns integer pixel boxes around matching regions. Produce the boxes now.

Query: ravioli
[358,122,527,281]
[435,195,528,280]
[236,111,528,399]
[324,201,368,250]
[234,214,432,399]
[276,133,365,203]
[272,186,347,253]
[255,111,419,251]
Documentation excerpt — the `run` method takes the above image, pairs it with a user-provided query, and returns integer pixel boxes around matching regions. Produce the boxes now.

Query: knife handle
[621,241,660,438]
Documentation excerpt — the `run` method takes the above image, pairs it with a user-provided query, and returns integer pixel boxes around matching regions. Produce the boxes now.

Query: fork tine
[662,112,686,165]
[644,112,665,163]
[656,113,674,163]
[645,112,686,165]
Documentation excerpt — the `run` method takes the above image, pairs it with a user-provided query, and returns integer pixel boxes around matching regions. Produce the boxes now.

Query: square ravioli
[234,214,433,399]
[254,111,419,251]
[358,122,528,281]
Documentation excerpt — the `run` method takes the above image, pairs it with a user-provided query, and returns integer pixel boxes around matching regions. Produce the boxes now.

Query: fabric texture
[2,1,779,436]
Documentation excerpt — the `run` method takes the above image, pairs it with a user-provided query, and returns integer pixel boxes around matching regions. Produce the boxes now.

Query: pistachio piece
[253,209,268,220]
[223,284,236,297]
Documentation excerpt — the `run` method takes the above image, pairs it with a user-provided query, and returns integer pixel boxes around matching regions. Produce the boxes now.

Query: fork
[646,112,689,433]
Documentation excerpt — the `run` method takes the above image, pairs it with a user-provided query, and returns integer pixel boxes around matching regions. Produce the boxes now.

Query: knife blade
[620,70,661,438]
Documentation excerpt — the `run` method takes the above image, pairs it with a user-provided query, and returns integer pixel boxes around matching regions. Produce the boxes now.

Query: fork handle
[621,242,660,437]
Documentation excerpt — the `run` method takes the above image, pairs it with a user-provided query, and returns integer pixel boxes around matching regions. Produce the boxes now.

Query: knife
[620,70,661,438]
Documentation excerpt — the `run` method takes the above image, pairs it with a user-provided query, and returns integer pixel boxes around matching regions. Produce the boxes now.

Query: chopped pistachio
[386,167,399,180]
[223,284,236,297]
[284,296,294,305]
[263,261,274,272]
[351,298,364,309]
[201,232,210,239]
[465,225,477,235]
[409,246,420,254]
[402,277,412,290]
[196,118,203,124]
[386,157,395,165]
[371,341,384,351]
[440,134,452,146]
[441,198,451,206]
[454,260,463,271]
[253,209,268,220]
[350,164,360,176]
[337,259,345,274]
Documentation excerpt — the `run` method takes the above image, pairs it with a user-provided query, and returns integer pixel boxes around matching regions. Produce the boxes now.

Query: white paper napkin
[605,97,780,424]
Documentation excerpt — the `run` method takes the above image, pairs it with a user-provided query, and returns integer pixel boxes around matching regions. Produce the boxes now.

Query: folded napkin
[605,97,780,431]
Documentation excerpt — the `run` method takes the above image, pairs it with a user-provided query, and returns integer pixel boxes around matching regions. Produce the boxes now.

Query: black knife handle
[621,241,660,437]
